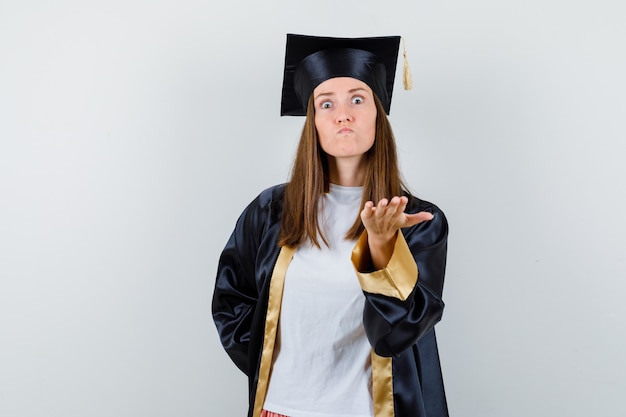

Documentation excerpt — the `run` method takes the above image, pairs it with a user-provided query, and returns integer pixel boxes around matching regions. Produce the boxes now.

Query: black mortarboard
[280,34,403,116]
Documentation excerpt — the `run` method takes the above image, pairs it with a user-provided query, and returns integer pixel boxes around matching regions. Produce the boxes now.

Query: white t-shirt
[263,184,373,417]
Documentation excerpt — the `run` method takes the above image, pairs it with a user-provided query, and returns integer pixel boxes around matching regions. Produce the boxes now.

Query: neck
[327,156,367,186]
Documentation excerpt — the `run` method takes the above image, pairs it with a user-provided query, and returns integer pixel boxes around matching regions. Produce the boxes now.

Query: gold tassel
[402,37,413,91]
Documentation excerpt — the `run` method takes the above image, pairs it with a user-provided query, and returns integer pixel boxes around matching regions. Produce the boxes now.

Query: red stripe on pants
[261,410,289,417]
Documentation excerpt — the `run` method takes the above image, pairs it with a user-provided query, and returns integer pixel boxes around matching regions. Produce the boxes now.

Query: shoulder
[405,192,446,218]
[237,183,286,227]
[255,183,287,206]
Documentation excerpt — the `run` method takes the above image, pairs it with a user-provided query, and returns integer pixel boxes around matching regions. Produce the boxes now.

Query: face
[313,77,377,163]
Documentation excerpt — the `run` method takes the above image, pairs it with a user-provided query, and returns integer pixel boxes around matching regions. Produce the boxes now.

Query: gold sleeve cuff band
[351,231,418,301]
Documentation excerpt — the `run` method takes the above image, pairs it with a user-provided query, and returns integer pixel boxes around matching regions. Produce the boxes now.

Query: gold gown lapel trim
[253,245,294,417]
[372,352,395,417]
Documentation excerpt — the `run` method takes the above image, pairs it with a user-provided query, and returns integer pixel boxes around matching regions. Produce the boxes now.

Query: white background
[1,0,625,416]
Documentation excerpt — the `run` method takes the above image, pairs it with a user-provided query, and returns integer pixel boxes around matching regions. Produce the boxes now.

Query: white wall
[1,1,625,416]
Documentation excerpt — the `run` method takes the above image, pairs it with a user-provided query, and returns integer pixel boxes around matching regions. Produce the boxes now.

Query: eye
[320,100,332,109]
[352,96,364,105]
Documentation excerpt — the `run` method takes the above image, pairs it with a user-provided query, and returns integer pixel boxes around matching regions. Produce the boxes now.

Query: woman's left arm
[354,198,448,357]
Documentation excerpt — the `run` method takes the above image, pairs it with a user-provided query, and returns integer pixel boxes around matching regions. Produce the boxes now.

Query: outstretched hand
[360,196,433,270]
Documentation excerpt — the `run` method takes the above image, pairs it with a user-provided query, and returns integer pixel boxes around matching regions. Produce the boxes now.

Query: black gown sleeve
[351,198,449,357]
[212,185,285,377]
[212,202,261,374]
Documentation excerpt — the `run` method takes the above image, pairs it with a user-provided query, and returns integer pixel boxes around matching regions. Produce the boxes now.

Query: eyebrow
[314,87,369,100]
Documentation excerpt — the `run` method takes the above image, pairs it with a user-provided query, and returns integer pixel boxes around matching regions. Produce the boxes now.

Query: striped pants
[261,411,289,417]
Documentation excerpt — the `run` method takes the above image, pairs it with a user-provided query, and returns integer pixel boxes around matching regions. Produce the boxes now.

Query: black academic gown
[212,184,449,417]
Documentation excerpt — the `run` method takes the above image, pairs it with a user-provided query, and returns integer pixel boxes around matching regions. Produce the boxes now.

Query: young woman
[212,34,449,417]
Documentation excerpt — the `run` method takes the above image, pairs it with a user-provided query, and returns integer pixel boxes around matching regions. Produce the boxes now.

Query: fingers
[361,200,375,220]
[373,196,407,219]
[361,196,407,233]
[361,196,433,230]
[363,196,407,214]
[405,211,434,227]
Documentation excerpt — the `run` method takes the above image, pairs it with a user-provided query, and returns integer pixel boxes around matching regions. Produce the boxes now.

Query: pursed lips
[337,127,353,134]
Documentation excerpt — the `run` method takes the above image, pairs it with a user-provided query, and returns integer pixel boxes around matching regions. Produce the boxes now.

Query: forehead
[313,77,373,96]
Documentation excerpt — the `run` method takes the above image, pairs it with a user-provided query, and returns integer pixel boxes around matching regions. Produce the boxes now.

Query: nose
[336,102,352,123]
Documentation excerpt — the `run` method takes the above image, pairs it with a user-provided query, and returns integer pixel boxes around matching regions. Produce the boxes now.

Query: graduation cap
[280,33,411,116]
